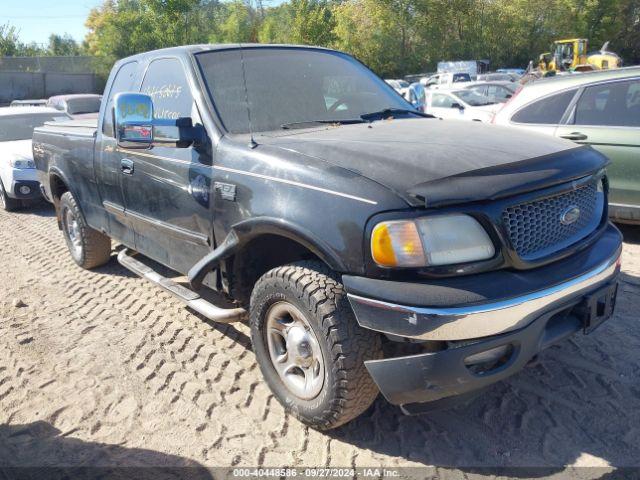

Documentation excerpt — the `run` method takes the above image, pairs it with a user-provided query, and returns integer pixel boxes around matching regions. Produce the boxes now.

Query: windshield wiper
[360,108,431,122]
[281,119,364,130]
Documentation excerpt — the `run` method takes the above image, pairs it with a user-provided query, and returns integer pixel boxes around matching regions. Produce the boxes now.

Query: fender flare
[48,167,86,226]
[188,216,347,289]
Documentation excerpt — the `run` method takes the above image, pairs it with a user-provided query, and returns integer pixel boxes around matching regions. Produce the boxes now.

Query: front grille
[502,181,603,261]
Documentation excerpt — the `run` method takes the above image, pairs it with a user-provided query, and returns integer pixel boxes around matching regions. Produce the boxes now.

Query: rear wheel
[0,179,20,212]
[250,261,382,430]
[60,191,111,269]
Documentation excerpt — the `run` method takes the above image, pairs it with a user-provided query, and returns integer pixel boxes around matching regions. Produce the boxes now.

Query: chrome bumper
[348,252,621,341]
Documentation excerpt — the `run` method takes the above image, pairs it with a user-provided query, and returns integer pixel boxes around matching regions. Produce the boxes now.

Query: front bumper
[5,168,41,200]
[345,223,622,412]
[9,180,42,200]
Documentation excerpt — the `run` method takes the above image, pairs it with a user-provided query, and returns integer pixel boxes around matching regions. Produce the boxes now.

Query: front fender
[188,216,346,289]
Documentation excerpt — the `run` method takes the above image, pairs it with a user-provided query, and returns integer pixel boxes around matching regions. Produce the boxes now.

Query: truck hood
[258,119,608,207]
[1,140,33,162]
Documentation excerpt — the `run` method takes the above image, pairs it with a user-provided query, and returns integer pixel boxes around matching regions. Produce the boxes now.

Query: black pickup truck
[33,44,622,430]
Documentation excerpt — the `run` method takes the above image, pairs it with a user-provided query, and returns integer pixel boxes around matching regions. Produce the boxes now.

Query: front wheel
[250,261,382,430]
[60,191,112,269]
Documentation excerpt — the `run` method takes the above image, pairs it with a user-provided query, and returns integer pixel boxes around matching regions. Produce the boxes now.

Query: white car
[0,107,69,210]
[425,89,502,122]
[421,72,473,90]
[384,79,410,96]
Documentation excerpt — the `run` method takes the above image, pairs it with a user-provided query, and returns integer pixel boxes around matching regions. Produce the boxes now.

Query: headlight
[10,159,35,169]
[371,214,495,267]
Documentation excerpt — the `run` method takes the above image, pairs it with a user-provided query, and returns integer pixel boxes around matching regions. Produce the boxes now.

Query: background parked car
[425,88,501,122]
[0,106,70,210]
[475,72,518,82]
[492,66,640,224]
[404,82,426,112]
[384,79,410,96]
[422,72,472,89]
[465,81,518,103]
[46,94,102,120]
[10,99,47,108]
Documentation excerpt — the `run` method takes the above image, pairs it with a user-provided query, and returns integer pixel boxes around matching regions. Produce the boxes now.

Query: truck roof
[116,43,335,64]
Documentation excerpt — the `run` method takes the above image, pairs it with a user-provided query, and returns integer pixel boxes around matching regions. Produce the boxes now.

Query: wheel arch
[48,168,84,229]
[195,217,348,305]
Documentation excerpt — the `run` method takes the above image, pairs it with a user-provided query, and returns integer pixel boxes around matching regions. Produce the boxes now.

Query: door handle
[121,158,134,175]
[560,132,588,141]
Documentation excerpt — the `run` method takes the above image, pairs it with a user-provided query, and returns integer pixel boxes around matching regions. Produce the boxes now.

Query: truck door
[95,60,139,248]
[120,57,213,274]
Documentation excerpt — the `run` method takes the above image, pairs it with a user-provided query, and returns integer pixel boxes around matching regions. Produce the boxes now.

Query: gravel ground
[0,203,639,476]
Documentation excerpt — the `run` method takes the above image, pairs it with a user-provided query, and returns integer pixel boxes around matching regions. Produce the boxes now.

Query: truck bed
[33,118,99,207]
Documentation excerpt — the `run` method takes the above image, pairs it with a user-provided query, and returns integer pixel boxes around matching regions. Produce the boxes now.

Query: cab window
[140,58,195,140]
[102,61,138,137]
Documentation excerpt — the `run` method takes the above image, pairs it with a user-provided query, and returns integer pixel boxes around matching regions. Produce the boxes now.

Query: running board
[117,249,246,323]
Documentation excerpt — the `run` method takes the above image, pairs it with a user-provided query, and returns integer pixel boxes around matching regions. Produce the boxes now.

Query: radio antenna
[239,44,258,149]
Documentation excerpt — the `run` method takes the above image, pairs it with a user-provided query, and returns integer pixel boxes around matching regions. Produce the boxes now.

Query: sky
[1,0,287,47]
[2,0,108,46]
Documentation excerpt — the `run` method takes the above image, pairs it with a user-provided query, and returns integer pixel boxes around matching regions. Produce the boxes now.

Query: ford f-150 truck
[33,45,622,430]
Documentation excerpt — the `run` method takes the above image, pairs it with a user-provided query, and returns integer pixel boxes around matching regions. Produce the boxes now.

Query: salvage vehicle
[47,94,103,120]
[492,66,640,224]
[539,39,622,73]
[33,45,622,429]
[404,82,426,112]
[0,106,69,211]
[464,81,517,103]
[425,88,501,122]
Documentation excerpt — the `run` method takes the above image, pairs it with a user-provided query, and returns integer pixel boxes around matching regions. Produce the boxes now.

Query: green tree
[47,34,82,56]
[0,23,21,56]
[289,0,336,46]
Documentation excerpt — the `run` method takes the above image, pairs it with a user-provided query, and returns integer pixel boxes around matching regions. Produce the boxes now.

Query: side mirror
[451,102,464,110]
[114,92,206,150]
[114,93,154,149]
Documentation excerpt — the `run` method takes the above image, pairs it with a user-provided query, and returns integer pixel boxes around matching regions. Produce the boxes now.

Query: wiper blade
[281,119,364,130]
[360,108,432,121]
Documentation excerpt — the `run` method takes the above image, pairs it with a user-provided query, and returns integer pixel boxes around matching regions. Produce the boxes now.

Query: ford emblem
[560,205,581,226]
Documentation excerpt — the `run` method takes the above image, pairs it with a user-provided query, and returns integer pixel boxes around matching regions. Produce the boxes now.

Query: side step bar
[117,249,247,323]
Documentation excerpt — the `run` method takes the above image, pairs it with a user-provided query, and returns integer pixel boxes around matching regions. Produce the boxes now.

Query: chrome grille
[502,181,603,261]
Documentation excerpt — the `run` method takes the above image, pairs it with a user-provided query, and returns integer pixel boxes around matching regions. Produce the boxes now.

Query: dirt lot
[1,203,639,476]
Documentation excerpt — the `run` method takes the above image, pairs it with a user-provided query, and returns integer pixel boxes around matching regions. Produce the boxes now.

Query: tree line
[2,0,639,78]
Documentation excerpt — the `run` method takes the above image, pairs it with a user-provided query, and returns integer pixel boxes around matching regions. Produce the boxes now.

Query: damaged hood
[258,119,608,207]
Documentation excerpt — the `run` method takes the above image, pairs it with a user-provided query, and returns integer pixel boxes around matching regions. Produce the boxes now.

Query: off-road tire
[60,191,111,269]
[250,261,382,430]
[0,179,20,212]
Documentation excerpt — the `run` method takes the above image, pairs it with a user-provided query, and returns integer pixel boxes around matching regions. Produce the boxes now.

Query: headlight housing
[10,159,35,169]
[371,214,495,267]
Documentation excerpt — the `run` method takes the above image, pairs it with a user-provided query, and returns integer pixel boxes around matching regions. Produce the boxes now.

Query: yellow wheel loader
[538,39,622,74]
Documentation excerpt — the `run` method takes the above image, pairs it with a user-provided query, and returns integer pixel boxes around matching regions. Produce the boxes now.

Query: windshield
[196,48,411,133]
[452,73,471,83]
[66,97,101,115]
[452,90,496,107]
[0,113,68,141]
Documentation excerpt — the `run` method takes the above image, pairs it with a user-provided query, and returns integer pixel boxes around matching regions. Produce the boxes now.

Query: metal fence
[0,56,101,105]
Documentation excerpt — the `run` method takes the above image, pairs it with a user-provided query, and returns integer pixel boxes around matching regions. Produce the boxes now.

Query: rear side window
[511,89,575,124]
[102,61,139,137]
[574,79,640,127]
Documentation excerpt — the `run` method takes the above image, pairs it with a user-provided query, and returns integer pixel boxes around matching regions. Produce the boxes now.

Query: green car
[493,67,640,224]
